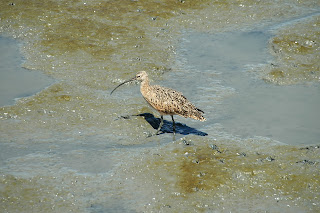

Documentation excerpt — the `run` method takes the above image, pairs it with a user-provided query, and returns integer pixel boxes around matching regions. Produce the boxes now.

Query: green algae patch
[263,15,320,85]
[0,171,126,213]
[119,136,320,212]
[0,0,208,82]
[0,82,120,142]
[0,174,77,212]
[268,68,285,78]
[174,140,319,198]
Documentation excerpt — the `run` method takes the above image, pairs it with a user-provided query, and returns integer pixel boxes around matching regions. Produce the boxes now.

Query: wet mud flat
[0,0,320,212]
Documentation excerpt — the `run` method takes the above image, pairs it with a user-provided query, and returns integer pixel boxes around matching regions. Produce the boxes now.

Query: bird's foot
[145,130,164,138]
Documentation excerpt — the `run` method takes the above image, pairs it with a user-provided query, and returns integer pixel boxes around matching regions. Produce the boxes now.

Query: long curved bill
[110,77,136,95]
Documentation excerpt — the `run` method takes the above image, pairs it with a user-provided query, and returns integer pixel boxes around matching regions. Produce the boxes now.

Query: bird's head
[134,71,148,82]
[110,71,148,95]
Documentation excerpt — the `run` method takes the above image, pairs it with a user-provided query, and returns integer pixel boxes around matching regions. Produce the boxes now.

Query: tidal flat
[0,1,319,212]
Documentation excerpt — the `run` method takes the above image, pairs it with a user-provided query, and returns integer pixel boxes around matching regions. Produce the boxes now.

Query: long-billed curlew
[111,71,206,135]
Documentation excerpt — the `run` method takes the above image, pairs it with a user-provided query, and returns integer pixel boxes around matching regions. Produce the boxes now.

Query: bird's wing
[144,85,200,116]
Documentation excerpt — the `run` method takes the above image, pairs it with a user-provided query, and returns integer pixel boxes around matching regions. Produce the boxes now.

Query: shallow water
[0,1,320,212]
[0,37,54,106]
[178,30,320,145]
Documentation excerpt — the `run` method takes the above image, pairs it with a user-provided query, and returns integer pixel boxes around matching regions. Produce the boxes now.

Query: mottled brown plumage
[111,71,206,134]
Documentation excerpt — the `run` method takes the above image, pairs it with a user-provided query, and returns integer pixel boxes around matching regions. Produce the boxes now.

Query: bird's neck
[140,78,150,91]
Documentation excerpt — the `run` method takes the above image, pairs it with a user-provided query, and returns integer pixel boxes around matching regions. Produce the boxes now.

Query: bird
[110,71,206,135]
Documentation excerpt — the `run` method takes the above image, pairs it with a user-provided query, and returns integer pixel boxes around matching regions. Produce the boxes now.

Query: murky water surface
[179,30,320,145]
[0,37,54,106]
[0,0,319,212]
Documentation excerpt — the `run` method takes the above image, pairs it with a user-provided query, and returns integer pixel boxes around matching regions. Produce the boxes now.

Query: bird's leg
[156,115,163,135]
[171,115,176,135]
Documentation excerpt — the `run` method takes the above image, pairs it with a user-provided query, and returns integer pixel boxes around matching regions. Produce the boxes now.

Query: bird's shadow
[125,113,208,136]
